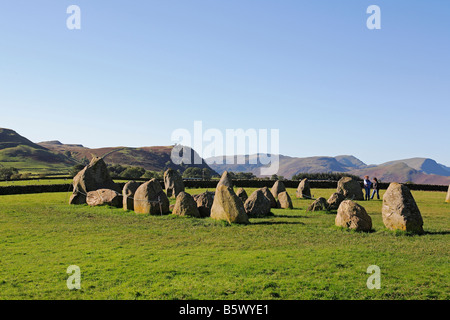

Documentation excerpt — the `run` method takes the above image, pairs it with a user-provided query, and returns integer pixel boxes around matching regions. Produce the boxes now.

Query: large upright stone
[193,191,215,217]
[134,179,170,215]
[86,189,122,208]
[172,192,200,217]
[216,171,233,189]
[271,180,286,199]
[296,178,311,199]
[259,187,277,208]
[244,189,272,217]
[446,185,450,203]
[335,200,372,232]
[211,185,249,224]
[336,177,364,200]
[277,191,293,209]
[69,157,120,205]
[123,181,141,211]
[327,192,345,211]
[163,169,185,198]
[382,183,424,233]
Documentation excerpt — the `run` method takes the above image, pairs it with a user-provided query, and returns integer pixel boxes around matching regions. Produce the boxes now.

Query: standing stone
[69,157,120,205]
[244,189,272,217]
[134,179,170,215]
[277,191,293,209]
[327,192,346,211]
[211,185,249,224]
[193,191,215,217]
[382,183,424,233]
[296,178,311,199]
[336,177,364,200]
[307,197,328,212]
[163,169,185,198]
[216,171,233,189]
[271,180,286,199]
[86,189,122,208]
[236,188,248,203]
[259,187,277,208]
[446,185,450,203]
[335,200,372,232]
[123,181,141,211]
[172,192,200,217]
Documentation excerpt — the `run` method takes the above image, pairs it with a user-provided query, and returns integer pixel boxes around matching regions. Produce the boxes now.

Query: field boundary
[0,180,447,195]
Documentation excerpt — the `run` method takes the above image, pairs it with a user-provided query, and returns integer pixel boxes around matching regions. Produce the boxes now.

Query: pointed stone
[216,171,233,189]
[296,178,311,199]
[211,185,249,224]
[382,183,424,234]
[271,180,286,199]
[173,192,200,217]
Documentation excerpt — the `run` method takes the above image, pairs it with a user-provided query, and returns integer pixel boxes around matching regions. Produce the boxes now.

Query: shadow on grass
[273,214,310,219]
[422,230,450,236]
[251,221,305,226]
[334,226,376,234]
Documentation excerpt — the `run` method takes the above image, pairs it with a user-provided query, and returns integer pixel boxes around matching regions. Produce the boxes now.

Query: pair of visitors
[363,176,380,200]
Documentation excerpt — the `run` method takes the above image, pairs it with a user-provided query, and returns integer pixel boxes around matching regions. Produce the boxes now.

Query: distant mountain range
[1,127,449,185]
[206,154,450,186]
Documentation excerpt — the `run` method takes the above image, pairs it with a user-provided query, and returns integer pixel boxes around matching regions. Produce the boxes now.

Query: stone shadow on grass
[272,214,310,219]
[250,221,305,226]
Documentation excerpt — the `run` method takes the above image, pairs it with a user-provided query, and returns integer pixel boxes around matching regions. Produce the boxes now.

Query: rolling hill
[0,128,215,175]
[39,141,215,174]
[0,128,75,173]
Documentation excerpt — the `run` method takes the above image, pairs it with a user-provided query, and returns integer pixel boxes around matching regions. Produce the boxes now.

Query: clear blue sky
[1,0,449,166]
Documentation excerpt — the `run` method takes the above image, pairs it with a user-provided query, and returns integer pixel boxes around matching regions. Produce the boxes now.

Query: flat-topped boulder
[69,157,120,205]
[336,177,364,200]
[163,168,185,198]
[123,181,141,211]
[211,185,249,224]
[296,178,311,199]
[335,200,372,232]
[244,189,272,217]
[172,192,200,217]
[86,189,122,208]
[134,179,170,215]
[277,191,293,209]
[382,183,424,234]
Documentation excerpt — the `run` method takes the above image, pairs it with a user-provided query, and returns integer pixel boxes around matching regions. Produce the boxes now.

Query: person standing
[363,175,372,200]
[371,177,380,200]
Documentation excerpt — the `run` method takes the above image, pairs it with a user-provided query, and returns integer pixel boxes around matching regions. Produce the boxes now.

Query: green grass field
[0,188,448,300]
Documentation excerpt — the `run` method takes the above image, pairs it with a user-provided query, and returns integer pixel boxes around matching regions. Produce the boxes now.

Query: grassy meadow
[0,188,448,300]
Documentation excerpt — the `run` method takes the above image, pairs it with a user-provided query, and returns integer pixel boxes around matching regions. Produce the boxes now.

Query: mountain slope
[207,154,361,178]
[349,162,450,185]
[0,129,75,172]
[380,158,450,177]
[39,142,216,174]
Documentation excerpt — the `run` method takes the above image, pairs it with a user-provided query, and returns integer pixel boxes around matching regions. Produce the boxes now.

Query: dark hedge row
[0,180,447,196]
